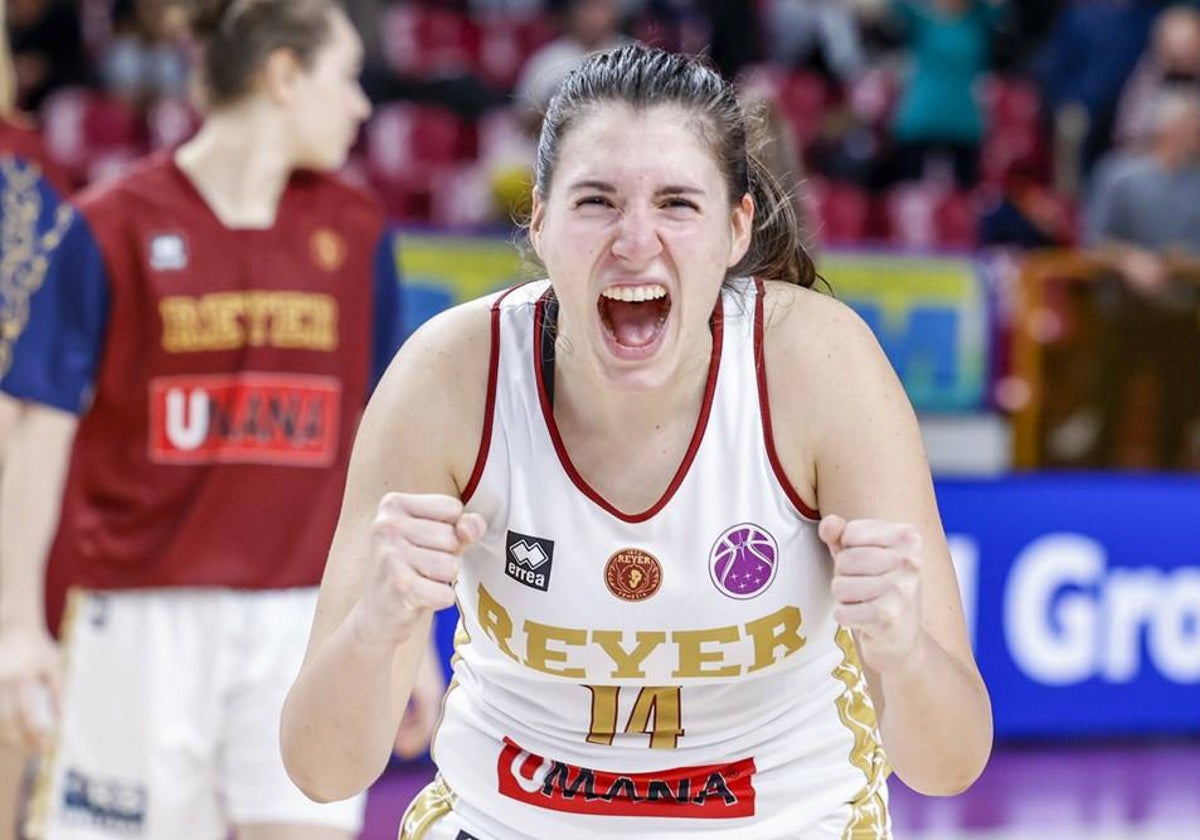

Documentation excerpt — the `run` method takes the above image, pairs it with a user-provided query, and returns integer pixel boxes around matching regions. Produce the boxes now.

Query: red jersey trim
[461,286,522,504]
[754,279,820,521]
[534,290,724,524]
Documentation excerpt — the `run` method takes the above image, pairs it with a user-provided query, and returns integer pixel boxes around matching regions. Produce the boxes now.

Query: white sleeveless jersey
[433,279,891,839]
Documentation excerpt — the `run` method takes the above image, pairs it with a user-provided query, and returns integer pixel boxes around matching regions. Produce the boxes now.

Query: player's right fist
[355,493,486,647]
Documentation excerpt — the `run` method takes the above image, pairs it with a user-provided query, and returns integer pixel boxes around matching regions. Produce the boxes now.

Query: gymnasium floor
[360,741,1200,839]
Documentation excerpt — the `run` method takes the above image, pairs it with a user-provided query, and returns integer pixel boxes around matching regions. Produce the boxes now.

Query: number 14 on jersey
[586,686,684,749]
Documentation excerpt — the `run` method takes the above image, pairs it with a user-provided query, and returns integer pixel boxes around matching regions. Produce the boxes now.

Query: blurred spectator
[1081,87,1200,468]
[979,164,1075,248]
[102,0,190,105]
[631,1,760,80]
[989,0,1064,71]
[764,0,868,83]
[5,0,89,112]
[1,6,71,830]
[887,0,1008,189]
[514,0,625,131]
[1035,0,1161,176]
[354,1,504,119]
[1114,4,1200,147]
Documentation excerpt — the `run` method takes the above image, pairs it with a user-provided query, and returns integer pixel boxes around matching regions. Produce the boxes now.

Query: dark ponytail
[732,153,815,288]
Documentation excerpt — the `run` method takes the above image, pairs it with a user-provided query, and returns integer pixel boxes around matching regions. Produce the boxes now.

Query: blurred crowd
[6,0,1200,471]
[1,0,1194,241]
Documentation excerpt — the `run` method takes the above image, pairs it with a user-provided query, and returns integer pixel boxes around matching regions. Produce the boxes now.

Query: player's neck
[174,110,294,230]
[552,336,714,441]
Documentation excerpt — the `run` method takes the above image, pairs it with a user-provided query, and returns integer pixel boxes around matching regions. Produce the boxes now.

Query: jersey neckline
[531,286,725,523]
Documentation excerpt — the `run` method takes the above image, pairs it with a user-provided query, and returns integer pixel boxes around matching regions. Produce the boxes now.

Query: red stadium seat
[881,182,977,250]
[365,103,476,177]
[369,167,438,222]
[931,189,978,250]
[981,123,1045,187]
[984,76,1043,133]
[430,163,494,226]
[774,71,830,151]
[382,4,480,78]
[807,179,872,246]
[41,89,143,179]
[477,15,557,91]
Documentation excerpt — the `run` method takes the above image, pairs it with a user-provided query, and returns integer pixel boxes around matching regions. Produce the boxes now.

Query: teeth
[600,284,667,303]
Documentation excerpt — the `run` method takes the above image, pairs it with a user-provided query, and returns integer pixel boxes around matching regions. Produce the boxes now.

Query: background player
[282,44,992,839]
[0,2,73,833]
[0,1,423,837]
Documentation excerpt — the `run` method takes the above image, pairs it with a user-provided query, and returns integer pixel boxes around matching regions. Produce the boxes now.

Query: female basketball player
[283,44,992,839]
[0,1,433,837]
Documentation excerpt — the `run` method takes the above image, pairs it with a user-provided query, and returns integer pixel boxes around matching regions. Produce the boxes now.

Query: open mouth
[597,284,671,353]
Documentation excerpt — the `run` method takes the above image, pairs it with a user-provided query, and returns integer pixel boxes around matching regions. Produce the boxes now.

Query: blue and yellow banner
[394,233,992,412]
[820,251,990,413]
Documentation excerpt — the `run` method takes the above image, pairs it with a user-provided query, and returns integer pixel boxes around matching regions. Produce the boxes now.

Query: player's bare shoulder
[759,279,882,375]
[759,278,901,446]
[364,294,496,488]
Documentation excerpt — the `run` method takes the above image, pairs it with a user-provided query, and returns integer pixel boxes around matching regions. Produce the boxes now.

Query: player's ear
[262,47,302,106]
[529,189,546,261]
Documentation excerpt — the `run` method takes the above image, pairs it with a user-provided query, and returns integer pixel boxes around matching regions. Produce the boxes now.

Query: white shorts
[28,588,365,840]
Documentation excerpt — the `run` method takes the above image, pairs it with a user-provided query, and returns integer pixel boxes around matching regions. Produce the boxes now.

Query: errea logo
[505,530,554,592]
[149,233,188,271]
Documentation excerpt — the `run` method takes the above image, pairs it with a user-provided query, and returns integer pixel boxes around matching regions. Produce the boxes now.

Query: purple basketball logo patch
[709,523,779,599]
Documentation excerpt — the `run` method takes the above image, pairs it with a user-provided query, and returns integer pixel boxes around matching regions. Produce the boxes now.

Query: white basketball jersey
[434,279,891,839]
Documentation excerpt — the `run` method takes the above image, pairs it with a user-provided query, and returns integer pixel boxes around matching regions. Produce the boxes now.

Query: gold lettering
[272,293,307,348]
[627,687,684,749]
[243,292,274,346]
[475,583,518,662]
[671,626,742,678]
[523,620,586,678]
[311,296,337,349]
[159,298,197,352]
[592,630,666,679]
[585,686,620,746]
[159,292,338,353]
[744,606,806,672]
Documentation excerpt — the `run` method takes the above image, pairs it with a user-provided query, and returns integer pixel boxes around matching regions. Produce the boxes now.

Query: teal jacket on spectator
[891,0,1007,145]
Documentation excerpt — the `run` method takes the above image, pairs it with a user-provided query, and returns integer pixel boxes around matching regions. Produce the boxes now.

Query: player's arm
[0,210,109,751]
[765,283,992,796]
[281,297,491,802]
[366,227,448,761]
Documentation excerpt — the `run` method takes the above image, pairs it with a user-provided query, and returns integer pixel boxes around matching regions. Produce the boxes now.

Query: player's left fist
[818,514,923,674]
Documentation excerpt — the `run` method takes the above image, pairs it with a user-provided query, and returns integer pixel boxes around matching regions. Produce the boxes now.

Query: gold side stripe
[0,155,74,377]
[397,775,456,840]
[23,588,85,840]
[832,627,891,840]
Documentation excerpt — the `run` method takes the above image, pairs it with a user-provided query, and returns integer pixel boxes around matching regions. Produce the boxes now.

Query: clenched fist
[819,514,923,674]
[355,493,487,648]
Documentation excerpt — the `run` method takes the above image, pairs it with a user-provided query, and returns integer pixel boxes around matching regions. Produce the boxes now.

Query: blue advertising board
[939,474,1200,737]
